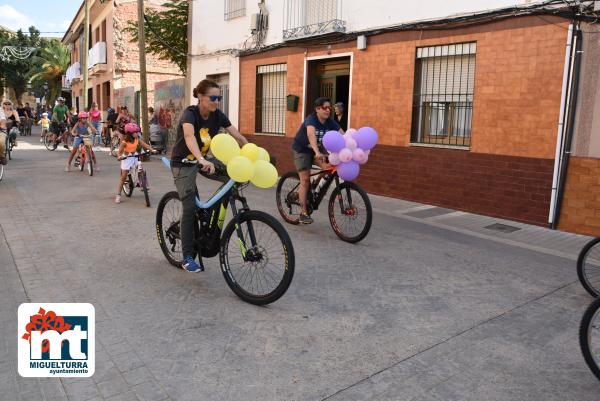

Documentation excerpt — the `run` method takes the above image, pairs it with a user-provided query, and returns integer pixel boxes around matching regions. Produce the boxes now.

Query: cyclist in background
[65,112,99,172]
[51,97,71,149]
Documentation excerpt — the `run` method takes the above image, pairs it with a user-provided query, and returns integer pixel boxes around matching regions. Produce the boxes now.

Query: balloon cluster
[322,127,378,181]
[209,134,278,188]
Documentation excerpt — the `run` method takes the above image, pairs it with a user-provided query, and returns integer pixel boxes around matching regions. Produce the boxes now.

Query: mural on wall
[154,78,185,147]
[113,86,136,118]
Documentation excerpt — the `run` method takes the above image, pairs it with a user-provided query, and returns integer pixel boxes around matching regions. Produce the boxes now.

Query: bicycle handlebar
[118,151,155,161]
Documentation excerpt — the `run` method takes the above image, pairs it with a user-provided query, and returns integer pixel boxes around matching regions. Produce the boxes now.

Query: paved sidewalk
[0,132,598,401]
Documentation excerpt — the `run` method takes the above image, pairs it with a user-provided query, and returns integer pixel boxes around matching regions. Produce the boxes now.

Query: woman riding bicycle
[2,100,20,148]
[170,79,248,272]
[291,97,344,224]
[65,112,99,172]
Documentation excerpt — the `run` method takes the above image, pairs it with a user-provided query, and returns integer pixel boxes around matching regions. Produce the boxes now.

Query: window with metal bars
[255,64,287,135]
[224,0,245,20]
[411,42,476,147]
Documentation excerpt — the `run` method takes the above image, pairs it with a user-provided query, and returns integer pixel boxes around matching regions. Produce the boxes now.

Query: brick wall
[559,157,600,236]
[239,16,569,226]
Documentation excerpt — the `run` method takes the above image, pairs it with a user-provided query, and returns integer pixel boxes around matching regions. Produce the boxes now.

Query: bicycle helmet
[42,112,48,116]
[57,97,65,102]
[124,122,140,133]
[78,111,88,118]
[107,107,114,114]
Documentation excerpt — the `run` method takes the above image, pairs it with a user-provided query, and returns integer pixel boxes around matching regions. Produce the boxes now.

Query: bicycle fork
[229,196,258,262]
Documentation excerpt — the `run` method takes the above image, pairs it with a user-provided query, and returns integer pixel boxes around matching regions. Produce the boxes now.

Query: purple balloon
[345,136,357,150]
[322,130,345,153]
[337,160,360,181]
[328,152,340,166]
[338,148,353,163]
[355,127,378,150]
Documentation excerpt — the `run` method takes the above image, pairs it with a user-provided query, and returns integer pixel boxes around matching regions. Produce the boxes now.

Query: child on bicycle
[38,112,50,143]
[66,112,99,172]
[115,123,157,204]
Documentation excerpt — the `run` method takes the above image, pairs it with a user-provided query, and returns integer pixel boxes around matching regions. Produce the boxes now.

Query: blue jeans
[92,121,101,145]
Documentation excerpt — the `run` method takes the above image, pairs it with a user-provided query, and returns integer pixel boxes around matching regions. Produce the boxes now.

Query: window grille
[255,64,287,135]
[225,0,245,20]
[411,42,476,147]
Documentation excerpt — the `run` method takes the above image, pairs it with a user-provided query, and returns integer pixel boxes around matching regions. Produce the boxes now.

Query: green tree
[0,27,44,102]
[125,0,188,73]
[29,40,71,106]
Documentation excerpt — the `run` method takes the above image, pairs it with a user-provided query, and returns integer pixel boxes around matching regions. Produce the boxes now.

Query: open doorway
[305,56,351,123]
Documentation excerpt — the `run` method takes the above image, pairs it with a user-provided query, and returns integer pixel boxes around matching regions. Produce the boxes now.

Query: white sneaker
[115,194,121,204]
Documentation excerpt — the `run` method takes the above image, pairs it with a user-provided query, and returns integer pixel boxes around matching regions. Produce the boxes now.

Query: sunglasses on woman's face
[207,95,223,102]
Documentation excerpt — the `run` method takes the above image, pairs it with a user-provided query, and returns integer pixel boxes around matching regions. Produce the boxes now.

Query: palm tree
[30,40,70,105]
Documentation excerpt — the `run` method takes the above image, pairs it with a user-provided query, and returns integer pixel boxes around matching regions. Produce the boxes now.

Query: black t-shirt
[107,112,118,125]
[24,106,32,118]
[334,112,348,131]
[171,105,232,166]
[292,113,341,154]
[16,107,26,117]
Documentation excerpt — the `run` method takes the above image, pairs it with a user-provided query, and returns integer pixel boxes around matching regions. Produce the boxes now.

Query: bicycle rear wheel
[580,297,600,381]
[578,237,600,298]
[140,170,150,207]
[0,163,4,182]
[276,171,302,225]
[220,210,295,305]
[6,138,11,160]
[328,182,372,243]
[156,191,185,268]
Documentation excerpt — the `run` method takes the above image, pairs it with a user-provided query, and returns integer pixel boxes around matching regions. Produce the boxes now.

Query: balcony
[283,0,346,41]
[89,42,107,75]
[65,62,81,86]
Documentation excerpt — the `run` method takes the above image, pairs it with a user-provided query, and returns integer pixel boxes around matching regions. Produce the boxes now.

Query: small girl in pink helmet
[66,111,100,172]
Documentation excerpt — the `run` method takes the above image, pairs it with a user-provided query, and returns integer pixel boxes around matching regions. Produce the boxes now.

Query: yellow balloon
[250,160,278,188]
[227,156,255,182]
[210,134,240,164]
[257,147,270,162]
[240,143,259,162]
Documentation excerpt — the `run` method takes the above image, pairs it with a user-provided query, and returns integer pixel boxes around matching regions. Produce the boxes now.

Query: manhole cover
[484,223,521,233]
[405,207,455,219]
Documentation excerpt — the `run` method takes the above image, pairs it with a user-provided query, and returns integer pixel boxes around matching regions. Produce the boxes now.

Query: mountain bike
[4,129,13,161]
[276,165,372,243]
[44,122,72,151]
[110,135,121,157]
[156,157,295,305]
[580,297,600,381]
[119,152,152,207]
[578,237,600,297]
[72,135,95,176]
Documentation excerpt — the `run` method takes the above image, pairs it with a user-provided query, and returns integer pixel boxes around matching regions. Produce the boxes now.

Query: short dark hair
[313,97,331,109]
[193,79,220,99]
[148,106,154,113]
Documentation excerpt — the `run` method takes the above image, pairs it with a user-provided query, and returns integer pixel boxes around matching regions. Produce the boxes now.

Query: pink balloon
[338,148,353,163]
[352,148,366,163]
[359,153,368,165]
[344,136,357,150]
[328,152,340,166]
[337,161,360,181]
[346,128,358,138]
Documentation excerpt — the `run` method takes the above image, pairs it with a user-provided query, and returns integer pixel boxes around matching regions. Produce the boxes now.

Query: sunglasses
[319,105,331,111]
[207,95,223,102]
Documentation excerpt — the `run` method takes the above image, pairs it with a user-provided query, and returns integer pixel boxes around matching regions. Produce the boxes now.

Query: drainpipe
[548,24,574,227]
[552,26,582,230]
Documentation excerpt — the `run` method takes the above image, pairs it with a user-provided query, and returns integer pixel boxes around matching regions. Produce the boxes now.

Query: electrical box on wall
[357,35,367,50]
[250,14,260,32]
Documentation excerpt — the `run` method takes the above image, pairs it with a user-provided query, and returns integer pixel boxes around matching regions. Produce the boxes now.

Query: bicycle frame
[161,157,258,261]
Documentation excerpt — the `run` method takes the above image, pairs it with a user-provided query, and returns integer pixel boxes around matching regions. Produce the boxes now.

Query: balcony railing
[89,42,107,68]
[283,0,345,41]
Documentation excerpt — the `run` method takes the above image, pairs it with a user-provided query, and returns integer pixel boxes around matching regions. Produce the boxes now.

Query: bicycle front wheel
[140,171,150,207]
[110,136,120,157]
[44,133,55,151]
[123,174,133,197]
[580,297,600,381]
[220,210,295,305]
[328,182,372,243]
[578,237,600,297]
[276,171,302,225]
[0,163,4,182]
[86,147,93,176]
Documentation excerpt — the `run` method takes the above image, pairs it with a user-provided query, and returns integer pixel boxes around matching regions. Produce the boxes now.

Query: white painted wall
[189,0,533,126]
[191,0,533,54]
